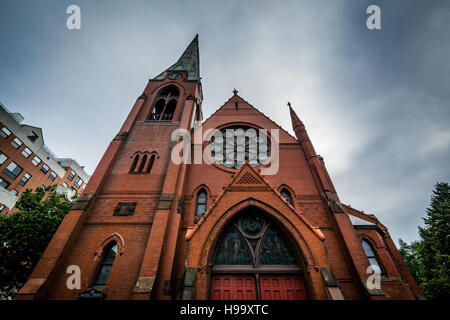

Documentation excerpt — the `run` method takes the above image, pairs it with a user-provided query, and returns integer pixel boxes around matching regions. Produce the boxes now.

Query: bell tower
[124,34,203,300]
[16,35,203,300]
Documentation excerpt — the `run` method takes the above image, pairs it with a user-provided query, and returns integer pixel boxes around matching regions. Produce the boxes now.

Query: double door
[211,274,307,300]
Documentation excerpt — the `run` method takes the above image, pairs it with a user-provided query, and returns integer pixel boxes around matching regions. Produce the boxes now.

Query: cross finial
[287,101,291,108]
[233,88,238,95]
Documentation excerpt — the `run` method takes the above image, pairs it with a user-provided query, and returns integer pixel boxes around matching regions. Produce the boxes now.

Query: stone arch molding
[93,233,125,262]
[188,197,325,274]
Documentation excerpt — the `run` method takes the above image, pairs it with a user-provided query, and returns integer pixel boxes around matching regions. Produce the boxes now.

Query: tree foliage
[399,182,450,300]
[0,185,77,299]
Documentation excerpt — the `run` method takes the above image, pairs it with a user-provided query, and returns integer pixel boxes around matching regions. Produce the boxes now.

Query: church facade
[16,36,422,300]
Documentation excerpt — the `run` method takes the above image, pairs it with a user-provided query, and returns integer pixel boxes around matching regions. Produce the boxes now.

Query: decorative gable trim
[186,161,325,241]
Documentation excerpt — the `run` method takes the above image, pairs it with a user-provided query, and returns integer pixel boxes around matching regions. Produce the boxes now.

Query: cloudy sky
[0,0,449,244]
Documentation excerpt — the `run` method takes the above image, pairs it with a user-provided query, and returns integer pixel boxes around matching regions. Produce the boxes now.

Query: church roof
[153,34,200,82]
[201,92,298,142]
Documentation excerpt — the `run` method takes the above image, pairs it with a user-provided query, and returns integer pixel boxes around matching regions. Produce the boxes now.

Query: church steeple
[153,34,200,82]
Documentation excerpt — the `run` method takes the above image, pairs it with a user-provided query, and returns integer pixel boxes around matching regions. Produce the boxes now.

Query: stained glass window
[240,214,263,237]
[214,227,251,265]
[209,126,271,169]
[260,227,296,265]
[214,213,298,267]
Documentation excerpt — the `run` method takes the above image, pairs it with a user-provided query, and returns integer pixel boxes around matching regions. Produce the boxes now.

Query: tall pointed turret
[153,34,200,82]
[288,102,317,158]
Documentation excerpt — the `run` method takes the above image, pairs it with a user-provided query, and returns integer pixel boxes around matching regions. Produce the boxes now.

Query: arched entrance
[210,207,308,300]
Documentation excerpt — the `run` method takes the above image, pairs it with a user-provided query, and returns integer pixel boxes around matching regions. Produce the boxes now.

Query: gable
[186,162,324,241]
[202,94,298,144]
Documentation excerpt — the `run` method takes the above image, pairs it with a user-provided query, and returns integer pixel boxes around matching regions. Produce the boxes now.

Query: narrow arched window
[195,104,201,121]
[362,239,384,275]
[195,189,207,216]
[138,154,147,173]
[280,189,294,206]
[93,242,118,289]
[147,85,179,121]
[130,154,139,173]
[146,154,155,173]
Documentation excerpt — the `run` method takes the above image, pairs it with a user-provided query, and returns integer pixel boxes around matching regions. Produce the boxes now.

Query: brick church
[17,35,422,300]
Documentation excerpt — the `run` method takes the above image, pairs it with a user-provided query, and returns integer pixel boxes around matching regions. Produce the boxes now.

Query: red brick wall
[15,76,420,300]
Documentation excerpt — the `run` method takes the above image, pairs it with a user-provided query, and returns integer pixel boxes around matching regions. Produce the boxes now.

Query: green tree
[0,185,77,299]
[399,182,450,300]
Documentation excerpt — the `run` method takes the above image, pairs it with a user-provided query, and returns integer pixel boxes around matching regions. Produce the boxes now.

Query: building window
[27,131,39,142]
[21,147,32,158]
[146,154,155,173]
[129,155,139,173]
[74,176,83,188]
[137,154,147,173]
[213,214,298,265]
[0,127,11,138]
[49,171,57,181]
[3,162,23,179]
[93,242,118,289]
[280,189,294,206]
[113,202,137,216]
[0,177,11,189]
[18,173,31,186]
[41,164,50,174]
[0,151,8,165]
[10,189,18,197]
[129,153,156,174]
[147,85,179,121]
[195,189,207,216]
[32,156,41,166]
[362,239,385,275]
[68,170,76,181]
[11,137,23,149]
[209,126,271,170]
[62,182,68,188]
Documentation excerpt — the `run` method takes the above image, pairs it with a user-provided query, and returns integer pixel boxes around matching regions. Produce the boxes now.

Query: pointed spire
[288,102,317,157]
[153,34,200,82]
[288,102,304,130]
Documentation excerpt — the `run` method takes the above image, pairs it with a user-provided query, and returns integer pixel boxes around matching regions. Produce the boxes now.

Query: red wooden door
[211,275,256,300]
[260,275,308,300]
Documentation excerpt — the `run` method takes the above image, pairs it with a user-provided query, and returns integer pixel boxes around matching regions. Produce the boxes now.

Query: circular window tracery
[208,126,271,170]
[213,211,297,267]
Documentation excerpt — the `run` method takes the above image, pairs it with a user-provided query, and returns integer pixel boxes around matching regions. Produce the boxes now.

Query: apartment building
[0,102,90,213]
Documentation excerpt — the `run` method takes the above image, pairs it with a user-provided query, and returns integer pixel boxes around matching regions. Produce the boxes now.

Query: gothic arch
[277,184,297,199]
[192,185,212,219]
[150,81,186,96]
[87,233,124,289]
[147,84,183,121]
[188,197,327,300]
[93,233,125,262]
[359,235,386,276]
[191,184,212,199]
[196,198,318,274]
[129,151,159,174]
